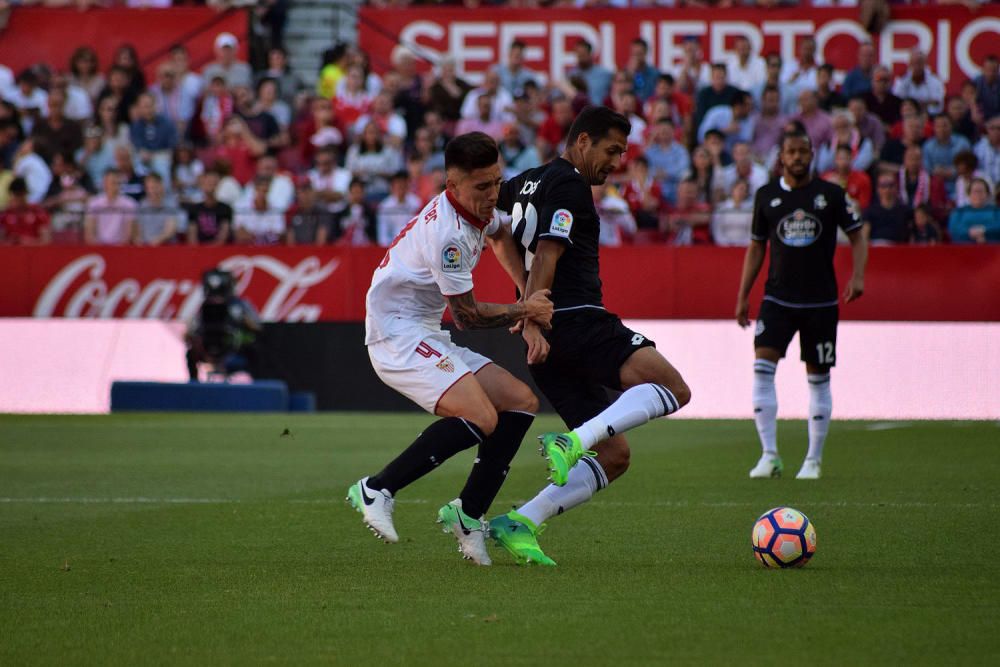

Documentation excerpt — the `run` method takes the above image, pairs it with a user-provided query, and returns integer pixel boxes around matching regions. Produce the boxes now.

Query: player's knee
[671,379,692,410]
[514,384,539,414]
[468,405,498,437]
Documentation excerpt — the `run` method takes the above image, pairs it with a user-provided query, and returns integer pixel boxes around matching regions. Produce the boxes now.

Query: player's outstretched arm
[486,223,528,297]
[446,289,552,331]
[735,240,767,328]
[843,228,868,303]
[520,240,566,364]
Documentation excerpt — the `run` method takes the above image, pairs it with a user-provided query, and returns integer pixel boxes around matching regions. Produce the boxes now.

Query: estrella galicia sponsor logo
[441,245,462,272]
[549,208,573,237]
[777,209,822,247]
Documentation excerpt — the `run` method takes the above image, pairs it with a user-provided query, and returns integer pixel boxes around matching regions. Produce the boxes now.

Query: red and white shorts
[367,327,492,414]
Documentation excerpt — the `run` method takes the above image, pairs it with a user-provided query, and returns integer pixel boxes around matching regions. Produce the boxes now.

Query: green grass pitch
[2,414,998,666]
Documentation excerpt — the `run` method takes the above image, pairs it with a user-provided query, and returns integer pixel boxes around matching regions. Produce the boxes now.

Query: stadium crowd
[0,14,998,247]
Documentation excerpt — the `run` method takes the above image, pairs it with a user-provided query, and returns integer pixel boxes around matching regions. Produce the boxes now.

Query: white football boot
[346,477,399,543]
[436,499,492,566]
[795,459,822,480]
[749,454,784,479]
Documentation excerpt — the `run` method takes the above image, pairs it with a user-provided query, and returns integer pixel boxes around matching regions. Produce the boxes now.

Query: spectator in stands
[643,118,689,205]
[32,89,83,163]
[536,97,574,162]
[353,91,407,148]
[948,178,999,243]
[750,85,786,166]
[42,152,94,238]
[698,90,753,151]
[69,46,105,104]
[308,145,351,212]
[257,46,302,109]
[456,92,506,137]
[77,126,114,190]
[6,69,47,134]
[794,90,833,151]
[51,72,91,123]
[972,54,999,123]
[387,49,425,136]
[911,204,941,245]
[168,44,204,113]
[233,175,284,244]
[210,117,266,186]
[13,138,52,204]
[0,177,51,245]
[317,44,349,100]
[460,70,513,125]
[375,171,421,247]
[332,67,371,132]
[816,65,845,112]
[185,170,232,245]
[131,92,178,186]
[752,54,789,115]
[296,96,342,168]
[893,49,945,115]
[190,76,234,147]
[670,36,710,97]
[112,144,147,201]
[842,42,877,99]
[203,32,253,90]
[233,85,284,152]
[136,173,184,246]
[494,40,542,95]
[822,144,872,211]
[620,155,663,231]
[710,178,753,247]
[663,178,712,245]
[694,63,739,133]
[94,95,130,149]
[150,62,196,138]
[848,95,886,155]
[952,150,988,209]
[690,143,720,205]
[594,183,636,247]
[974,116,1000,185]
[865,66,902,126]
[498,123,541,180]
[899,145,937,210]
[410,125,445,172]
[333,178,375,246]
[865,173,912,244]
[780,36,821,105]
[345,121,403,201]
[570,40,613,106]
[945,95,978,143]
[923,114,971,199]
[817,110,874,174]
[715,142,768,200]
[254,78,291,136]
[643,74,691,129]
[243,153,294,213]
[880,111,927,172]
[84,168,137,245]
[97,65,138,128]
[426,57,471,126]
[286,179,334,245]
[111,44,147,102]
[172,143,204,204]
[725,36,767,94]
[626,38,659,102]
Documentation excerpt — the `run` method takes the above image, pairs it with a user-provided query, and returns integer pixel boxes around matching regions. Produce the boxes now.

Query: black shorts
[754,299,839,367]
[529,308,656,429]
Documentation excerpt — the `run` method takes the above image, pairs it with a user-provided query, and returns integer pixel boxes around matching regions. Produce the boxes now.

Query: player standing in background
[490,106,692,566]
[348,132,553,565]
[735,129,868,480]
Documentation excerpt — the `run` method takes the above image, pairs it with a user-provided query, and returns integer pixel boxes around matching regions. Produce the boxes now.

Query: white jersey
[365,191,500,345]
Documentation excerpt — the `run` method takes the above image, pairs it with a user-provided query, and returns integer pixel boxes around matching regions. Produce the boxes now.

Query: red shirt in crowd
[0,204,50,245]
[822,170,872,210]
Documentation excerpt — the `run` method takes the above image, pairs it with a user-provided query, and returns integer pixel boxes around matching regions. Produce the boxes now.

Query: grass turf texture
[2,414,998,666]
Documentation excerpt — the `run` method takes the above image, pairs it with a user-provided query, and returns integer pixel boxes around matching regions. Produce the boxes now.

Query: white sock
[806,373,832,462]
[572,383,679,450]
[517,457,609,527]
[752,359,778,456]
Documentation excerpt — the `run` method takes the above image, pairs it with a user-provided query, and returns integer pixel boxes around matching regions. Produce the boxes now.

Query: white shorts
[367,327,492,414]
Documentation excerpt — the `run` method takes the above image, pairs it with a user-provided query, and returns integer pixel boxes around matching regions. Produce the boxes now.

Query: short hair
[8,177,27,195]
[631,38,649,51]
[984,54,998,63]
[144,172,163,183]
[658,73,675,86]
[835,143,853,156]
[390,170,409,183]
[848,94,868,106]
[762,85,780,97]
[575,39,593,54]
[565,105,631,146]
[711,62,727,72]
[510,40,526,51]
[953,150,977,170]
[731,91,751,106]
[819,63,834,75]
[445,132,499,172]
[631,155,649,168]
[780,127,812,150]
[933,113,953,125]
[704,129,726,142]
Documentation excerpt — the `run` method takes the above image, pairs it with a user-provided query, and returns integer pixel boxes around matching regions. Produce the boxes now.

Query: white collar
[779,177,792,192]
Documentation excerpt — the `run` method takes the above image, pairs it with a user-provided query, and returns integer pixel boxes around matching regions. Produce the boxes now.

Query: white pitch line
[1,498,995,510]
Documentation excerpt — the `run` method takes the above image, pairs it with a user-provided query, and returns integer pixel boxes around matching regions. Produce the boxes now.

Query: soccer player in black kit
[735,128,868,480]
[488,106,692,566]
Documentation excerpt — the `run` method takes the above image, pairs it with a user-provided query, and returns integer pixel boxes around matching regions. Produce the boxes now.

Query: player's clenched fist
[524,289,553,329]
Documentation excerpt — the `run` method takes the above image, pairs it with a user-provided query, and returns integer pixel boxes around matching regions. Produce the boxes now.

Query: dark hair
[69,46,99,77]
[933,113,953,125]
[780,126,812,150]
[445,132,499,172]
[731,91,750,107]
[349,178,365,190]
[510,40,526,51]
[631,38,649,51]
[834,143,852,155]
[256,76,278,96]
[632,155,649,168]
[848,94,868,105]
[762,85,780,97]
[953,150,977,169]
[711,62,727,72]
[144,172,163,183]
[8,177,27,195]
[565,105,631,146]
[575,40,593,54]
[819,63,834,75]
[704,129,726,142]
[103,167,121,178]
[390,170,409,183]
[985,54,998,63]
[658,73,675,86]
[169,43,188,55]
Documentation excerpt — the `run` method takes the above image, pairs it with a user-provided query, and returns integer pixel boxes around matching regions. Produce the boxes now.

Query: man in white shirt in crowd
[892,49,945,115]
[376,170,423,247]
[233,175,285,244]
[726,36,767,93]
[308,146,352,214]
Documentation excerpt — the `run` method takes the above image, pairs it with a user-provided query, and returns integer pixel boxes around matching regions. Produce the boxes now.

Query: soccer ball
[752,507,817,568]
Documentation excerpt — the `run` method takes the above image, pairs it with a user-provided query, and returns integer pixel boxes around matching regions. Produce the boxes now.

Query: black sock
[459,411,534,518]
[369,417,485,495]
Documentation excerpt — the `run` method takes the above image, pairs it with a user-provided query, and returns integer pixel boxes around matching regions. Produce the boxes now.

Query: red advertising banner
[0,246,997,322]
[0,8,247,80]
[358,6,1000,94]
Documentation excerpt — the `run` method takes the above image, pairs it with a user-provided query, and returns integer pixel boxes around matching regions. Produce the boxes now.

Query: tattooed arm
[446,289,552,331]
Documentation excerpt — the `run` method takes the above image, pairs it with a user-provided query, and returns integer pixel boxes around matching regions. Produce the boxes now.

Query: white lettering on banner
[399,20,445,64]
[956,17,1000,77]
[451,22,496,81]
[32,254,340,322]
[549,21,600,84]
[711,21,762,66]
[880,20,935,71]
[657,21,705,74]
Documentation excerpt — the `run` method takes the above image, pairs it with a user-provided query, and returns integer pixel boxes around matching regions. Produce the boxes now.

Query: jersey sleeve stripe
[538,233,574,244]
[843,222,863,232]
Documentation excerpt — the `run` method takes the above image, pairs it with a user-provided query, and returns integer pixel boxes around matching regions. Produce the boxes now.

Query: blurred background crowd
[0,0,998,249]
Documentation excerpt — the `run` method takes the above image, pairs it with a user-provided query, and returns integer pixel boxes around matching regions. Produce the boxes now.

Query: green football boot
[488,511,556,567]
[437,499,491,566]
[538,432,595,486]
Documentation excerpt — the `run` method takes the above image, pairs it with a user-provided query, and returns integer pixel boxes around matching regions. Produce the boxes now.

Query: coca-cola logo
[33,254,340,322]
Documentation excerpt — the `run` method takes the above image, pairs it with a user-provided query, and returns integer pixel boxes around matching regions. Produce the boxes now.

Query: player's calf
[593,434,630,482]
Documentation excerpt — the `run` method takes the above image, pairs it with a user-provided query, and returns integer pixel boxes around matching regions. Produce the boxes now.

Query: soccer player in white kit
[347,132,553,565]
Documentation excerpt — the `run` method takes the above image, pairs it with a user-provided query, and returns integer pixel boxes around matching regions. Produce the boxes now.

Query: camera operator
[185,268,262,382]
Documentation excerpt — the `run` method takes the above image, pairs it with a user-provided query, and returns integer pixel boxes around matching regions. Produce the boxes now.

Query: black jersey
[497,158,603,312]
[751,176,862,307]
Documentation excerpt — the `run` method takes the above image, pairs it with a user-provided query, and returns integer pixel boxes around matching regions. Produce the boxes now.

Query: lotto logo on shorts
[755,320,766,336]
[435,357,455,373]
[441,245,461,272]
[549,209,573,238]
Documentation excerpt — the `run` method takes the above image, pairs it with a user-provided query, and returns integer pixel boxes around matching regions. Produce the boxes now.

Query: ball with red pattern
[752,507,817,568]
